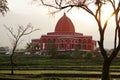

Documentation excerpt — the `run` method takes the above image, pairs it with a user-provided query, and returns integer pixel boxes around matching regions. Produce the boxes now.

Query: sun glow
[68,4,114,25]
[101,4,114,23]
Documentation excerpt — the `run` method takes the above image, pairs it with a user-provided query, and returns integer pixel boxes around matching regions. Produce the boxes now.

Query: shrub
[50,53,72,59]
[84,51,93,59]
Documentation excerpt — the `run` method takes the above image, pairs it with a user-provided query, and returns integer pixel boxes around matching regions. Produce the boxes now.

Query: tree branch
[103,9,117,33]
[109,0,115,9]
[98,41,108,59]
[41,0,60,9]
[4,25,17,39]
[81,5,95,16]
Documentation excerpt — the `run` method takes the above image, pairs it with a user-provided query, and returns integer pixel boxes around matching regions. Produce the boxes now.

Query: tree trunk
[102,59,111,80]
[10,55,14,75]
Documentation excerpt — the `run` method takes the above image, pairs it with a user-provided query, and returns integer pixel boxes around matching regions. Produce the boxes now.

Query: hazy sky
[0,0,116,49]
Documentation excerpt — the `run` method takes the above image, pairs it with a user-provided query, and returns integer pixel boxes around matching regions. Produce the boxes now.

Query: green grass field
[1,70,120,80]
[0,54,120,80]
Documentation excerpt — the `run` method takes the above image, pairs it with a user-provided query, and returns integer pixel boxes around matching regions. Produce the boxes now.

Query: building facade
[32,13,96,53]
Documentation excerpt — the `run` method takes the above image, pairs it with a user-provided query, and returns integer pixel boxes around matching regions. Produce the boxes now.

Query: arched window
[57,39,59,43]
[53,39,56,43]
[48,39,51,43]
[88,45,91,49]
[78,44,81,49]
[78,39,81,43]
[61,40,64,48]
[83,39,86,44]
[72,40,74,44]
[43,38,46,43]
[88,39,91,43]
[72,44,74,48]
[83,44,86,49]
[66,40,67,43]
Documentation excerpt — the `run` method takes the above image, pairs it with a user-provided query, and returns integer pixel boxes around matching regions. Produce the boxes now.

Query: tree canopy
[0,0,8,15]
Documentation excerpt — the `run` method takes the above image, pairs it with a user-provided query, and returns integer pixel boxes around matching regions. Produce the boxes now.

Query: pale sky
[0,0,116,49]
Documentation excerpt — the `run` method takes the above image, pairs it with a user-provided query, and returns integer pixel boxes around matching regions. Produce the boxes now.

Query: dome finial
[64,12,66,15]
[63,11,66,16]
[63,12,67,17]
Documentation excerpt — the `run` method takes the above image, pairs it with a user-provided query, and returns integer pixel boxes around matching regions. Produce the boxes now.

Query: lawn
[0,70,120,80]
[0,54,120,80]
[0,54,104,69]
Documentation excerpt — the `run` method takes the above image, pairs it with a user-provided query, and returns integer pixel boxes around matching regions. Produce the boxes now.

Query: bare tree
[36,0,120,80]
[0,0,8,15]
[4,24,39,75]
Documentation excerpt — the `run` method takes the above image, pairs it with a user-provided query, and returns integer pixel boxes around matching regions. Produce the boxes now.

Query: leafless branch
[81,5,95,16]
[55,0,62,7]
[5,23,39,46]
[109,0,115,10]
[40,0,93,14]
[103,9,117,32]
[4,25,17,39]
[21,24,39,35]
[41,0,60,9]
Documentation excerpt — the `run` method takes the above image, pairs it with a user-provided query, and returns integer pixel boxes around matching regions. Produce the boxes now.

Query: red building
[32,13,96,53]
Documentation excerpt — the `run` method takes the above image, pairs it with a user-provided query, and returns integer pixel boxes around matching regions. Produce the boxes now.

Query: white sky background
[0,0,116,49]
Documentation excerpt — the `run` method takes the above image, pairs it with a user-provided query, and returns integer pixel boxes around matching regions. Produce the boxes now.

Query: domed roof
[55,13,75,34]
